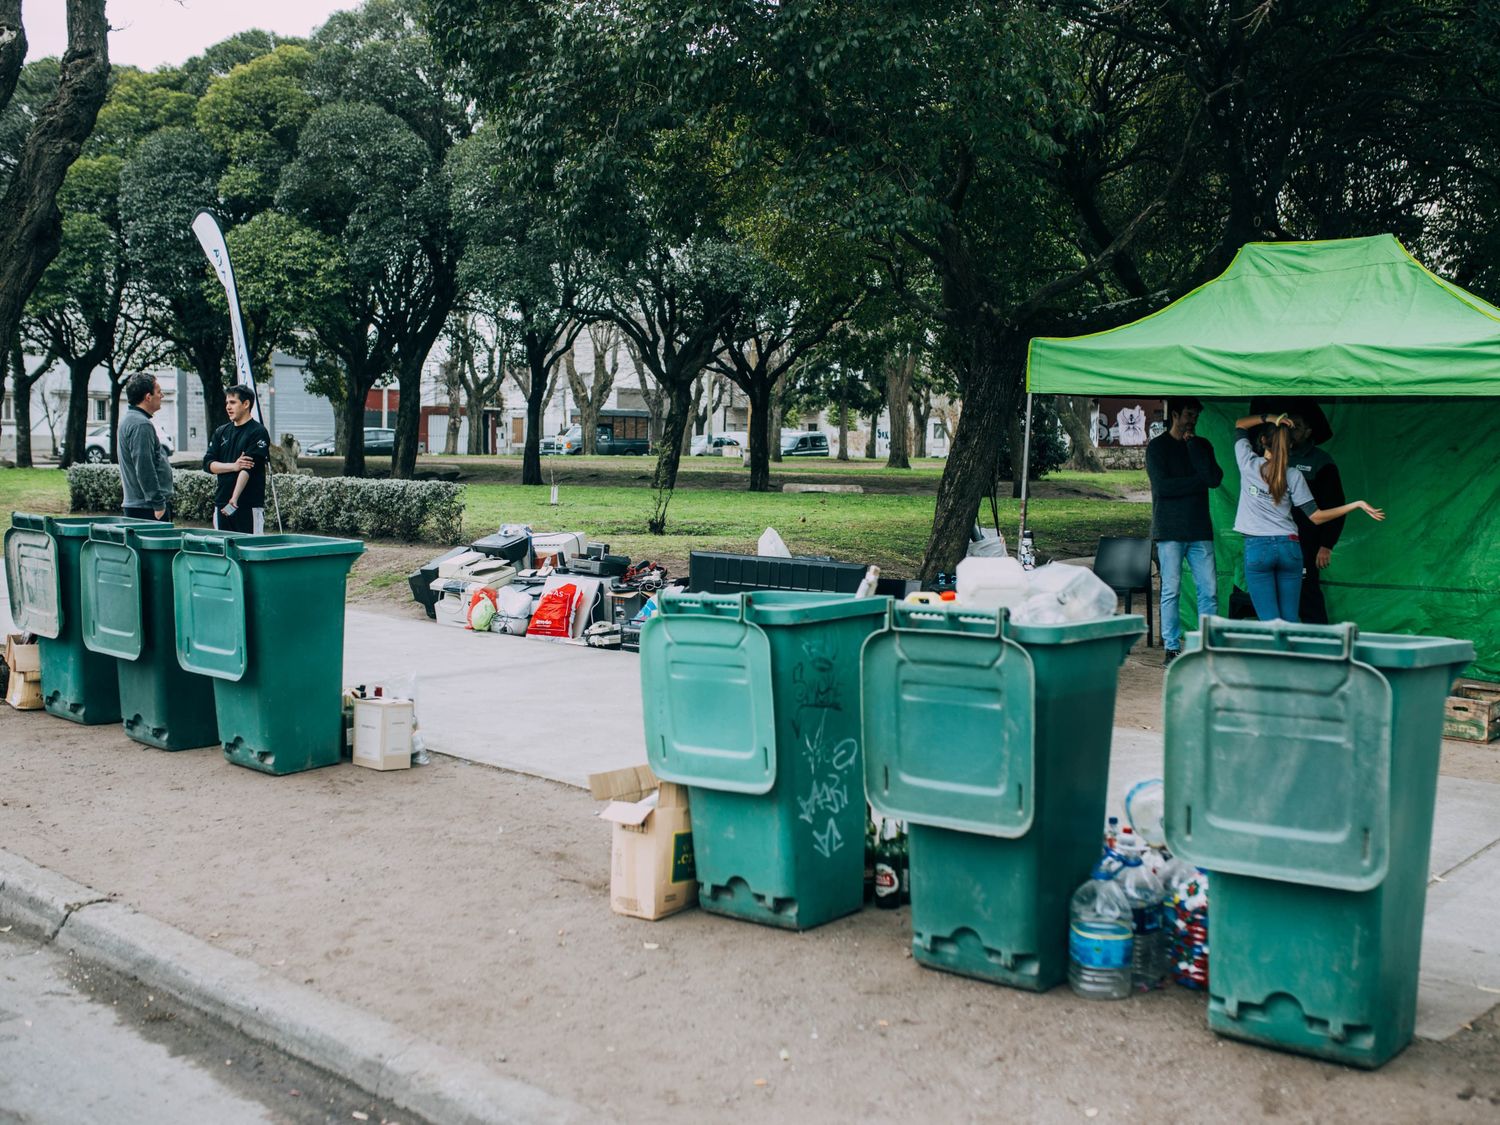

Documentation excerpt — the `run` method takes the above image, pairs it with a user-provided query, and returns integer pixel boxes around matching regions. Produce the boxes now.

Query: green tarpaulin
[1025,235,1500,680]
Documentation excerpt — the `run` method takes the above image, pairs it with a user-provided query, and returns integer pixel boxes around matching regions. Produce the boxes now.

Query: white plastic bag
[757,527,791,557]
[1011,562,1117,625]
[965,528,1008,558]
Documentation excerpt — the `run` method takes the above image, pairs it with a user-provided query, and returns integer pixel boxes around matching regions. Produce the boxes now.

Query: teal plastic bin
[862,603,1145,991]
[173,533,364,775]
[79,524,233,750]
[1165,617,1474,1068]
[4,513,156,724]
[641,590,889,930]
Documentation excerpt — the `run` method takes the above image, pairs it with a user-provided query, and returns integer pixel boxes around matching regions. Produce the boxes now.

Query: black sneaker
[1163,649,1181,667]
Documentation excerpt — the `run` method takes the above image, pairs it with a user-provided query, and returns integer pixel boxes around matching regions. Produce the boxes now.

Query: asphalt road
[0,931,421,1125]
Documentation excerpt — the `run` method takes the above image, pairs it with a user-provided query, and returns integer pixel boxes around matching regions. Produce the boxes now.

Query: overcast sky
[23,0,360,69]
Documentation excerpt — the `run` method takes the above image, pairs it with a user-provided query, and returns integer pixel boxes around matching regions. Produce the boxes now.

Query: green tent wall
[1027,236,1500,679]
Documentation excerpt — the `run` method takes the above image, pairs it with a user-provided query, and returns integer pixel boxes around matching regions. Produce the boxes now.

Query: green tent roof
[1027,235,1500,397]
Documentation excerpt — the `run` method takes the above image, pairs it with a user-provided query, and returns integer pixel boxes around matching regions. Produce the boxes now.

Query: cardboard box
[590,765,697,921]
[6,634,40,675]
[5,636,42,710]
[351,697,413,770]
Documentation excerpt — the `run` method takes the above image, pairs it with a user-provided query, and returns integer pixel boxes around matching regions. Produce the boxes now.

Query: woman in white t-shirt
[1232,412,1384,621]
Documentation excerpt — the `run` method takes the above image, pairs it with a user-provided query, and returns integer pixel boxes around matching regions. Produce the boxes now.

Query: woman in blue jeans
[1233,413,1384,621]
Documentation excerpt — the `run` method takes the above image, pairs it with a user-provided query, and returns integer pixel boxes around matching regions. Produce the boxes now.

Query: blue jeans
[1244,535,1304,622]
[1157,540,1218,651]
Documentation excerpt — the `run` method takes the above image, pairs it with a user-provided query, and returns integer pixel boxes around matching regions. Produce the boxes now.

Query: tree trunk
[885,349,915,469]
[836,400,850,461]
[341,382,369,478]
[1061,395,1106,472]
[745,378,773,493]
[61,360,93,469]
[1,0,27,112]
[864,409,879,459]
[442,356,463,455]
[911,384,931,458]
[769,374,787,463]
[13,373,34,465]
[647,382,695,534]
[0,0,109,359]
[920,325,1014,583]
[522,365,547,486]
[393,369,423,479]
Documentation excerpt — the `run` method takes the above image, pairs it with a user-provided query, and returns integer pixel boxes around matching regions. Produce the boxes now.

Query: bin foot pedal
[701,877,800,930]
[1211,991,1384,1066]
[916,927,1046,991]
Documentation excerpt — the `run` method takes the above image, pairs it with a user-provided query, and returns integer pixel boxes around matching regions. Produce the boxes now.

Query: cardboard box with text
[589,765,697,921]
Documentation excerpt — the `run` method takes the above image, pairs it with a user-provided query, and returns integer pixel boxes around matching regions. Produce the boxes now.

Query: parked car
[542,423,651,455]
[691,433,742,456]
[307,428,396,457]
[68,424,175,463]
[780,431,830,457]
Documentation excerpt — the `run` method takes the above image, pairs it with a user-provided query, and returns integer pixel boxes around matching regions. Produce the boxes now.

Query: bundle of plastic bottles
[1068,806,1211,1000]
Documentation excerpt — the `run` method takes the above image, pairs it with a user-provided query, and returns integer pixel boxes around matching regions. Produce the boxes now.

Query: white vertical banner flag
[189,209,282,531]
[190,209,256,391]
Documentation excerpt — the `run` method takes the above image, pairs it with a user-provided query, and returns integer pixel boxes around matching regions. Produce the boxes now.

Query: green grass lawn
[1,464,1149,577]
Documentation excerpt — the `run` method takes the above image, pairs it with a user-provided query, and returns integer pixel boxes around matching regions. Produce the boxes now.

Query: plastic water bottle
[1104,815,1119,854]
[1115,832,1166,991]
[955,556,1029,611]
[1068,864,1134,1000]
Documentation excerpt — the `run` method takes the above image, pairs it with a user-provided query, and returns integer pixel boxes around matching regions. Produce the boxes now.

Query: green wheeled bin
[79,524,233,750]
[862,603,1145,991]
[173,532,364,775]
[641,590,889,930]
[4,513,156,724]
[1165,617,1474,1068]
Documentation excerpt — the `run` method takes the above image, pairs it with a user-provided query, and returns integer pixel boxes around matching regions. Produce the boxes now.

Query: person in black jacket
[1146,397,1224,664]
[203,385,270,533]
[1287,409,1344,624]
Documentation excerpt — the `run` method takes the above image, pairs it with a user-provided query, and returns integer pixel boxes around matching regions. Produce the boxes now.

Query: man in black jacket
[1146,397,1224,664]
[1287,409,1344,624]
[203,385,270,533]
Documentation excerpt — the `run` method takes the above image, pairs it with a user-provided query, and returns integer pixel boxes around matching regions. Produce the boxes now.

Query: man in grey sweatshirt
[119,373,173,521]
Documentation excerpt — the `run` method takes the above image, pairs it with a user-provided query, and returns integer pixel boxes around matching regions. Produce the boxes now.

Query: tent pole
[1018,392,1034,547]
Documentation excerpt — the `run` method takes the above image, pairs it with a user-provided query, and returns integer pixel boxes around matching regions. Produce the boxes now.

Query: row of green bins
[4,514,155,724]
[1164,617,1473,1068]
[174,532,363,775]
[641,590,888,930]
[862,603,1144,991]
[79,524,235,750]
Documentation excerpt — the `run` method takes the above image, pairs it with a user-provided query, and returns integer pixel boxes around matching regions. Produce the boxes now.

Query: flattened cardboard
[589,764,659,803]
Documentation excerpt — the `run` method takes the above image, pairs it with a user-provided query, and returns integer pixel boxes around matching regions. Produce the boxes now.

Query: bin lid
[173,535,247,681]
[642,592,778,794]
[862,604,1037,837]
[1165,619,1393,891]
[79,538,144,660]
[44,514,157,538]
[4,524,62,639]
[223,534,365,563]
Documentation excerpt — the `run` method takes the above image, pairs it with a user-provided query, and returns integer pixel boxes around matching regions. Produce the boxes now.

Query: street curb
[0,849,593,1125]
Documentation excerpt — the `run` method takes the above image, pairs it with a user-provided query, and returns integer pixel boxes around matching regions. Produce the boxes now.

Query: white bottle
[1068,865,1134,1001]
[955,556,1029,611]
[1115,832,1167,991]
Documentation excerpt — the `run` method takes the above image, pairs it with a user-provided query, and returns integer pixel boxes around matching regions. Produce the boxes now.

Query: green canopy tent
[1026,234,1500,679]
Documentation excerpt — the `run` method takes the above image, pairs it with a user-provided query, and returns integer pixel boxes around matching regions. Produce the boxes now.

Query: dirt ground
[2,645,1497,1122]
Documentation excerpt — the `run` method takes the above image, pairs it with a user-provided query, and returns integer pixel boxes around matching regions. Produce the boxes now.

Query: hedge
[67,466,465,544]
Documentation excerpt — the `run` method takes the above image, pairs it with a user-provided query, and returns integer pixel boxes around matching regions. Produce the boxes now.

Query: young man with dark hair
[119,373,173,522]
[203,385,270,533]
[1145,396,1224,665]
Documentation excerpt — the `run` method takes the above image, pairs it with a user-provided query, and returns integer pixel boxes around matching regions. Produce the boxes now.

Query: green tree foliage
[120,126,233,435]
[195,44,317,218]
